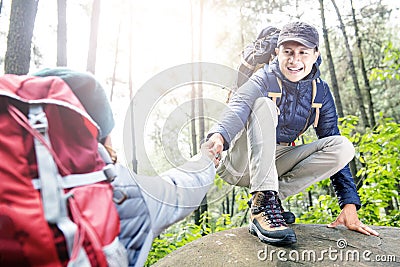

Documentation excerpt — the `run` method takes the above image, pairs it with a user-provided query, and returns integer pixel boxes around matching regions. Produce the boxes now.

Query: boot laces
[258,194,287,228]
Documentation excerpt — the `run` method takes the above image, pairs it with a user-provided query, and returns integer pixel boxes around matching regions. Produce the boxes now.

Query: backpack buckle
[103,164,117,182]
[113,189,127,204]
[29,104,48,134]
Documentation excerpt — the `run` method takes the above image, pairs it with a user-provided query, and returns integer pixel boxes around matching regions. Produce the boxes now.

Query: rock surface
[153,224,400,266]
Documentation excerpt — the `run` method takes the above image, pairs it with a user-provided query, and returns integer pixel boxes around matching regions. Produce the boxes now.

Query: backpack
[236,26,280,88]
[233,26,324,128]
[0,74,121,266]
[227,26,280,103]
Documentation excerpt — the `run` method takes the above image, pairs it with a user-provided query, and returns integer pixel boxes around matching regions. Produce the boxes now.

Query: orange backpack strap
[265,70,282,115]
[311,78,324,128]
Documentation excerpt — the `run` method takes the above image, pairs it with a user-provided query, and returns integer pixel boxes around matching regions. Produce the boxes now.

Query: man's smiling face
[275,41,320,82]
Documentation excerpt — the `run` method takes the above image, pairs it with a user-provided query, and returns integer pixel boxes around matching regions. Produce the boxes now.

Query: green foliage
[146,225,199,265]
[145,209,235,266]
[235,188,251,212]
[370,42,400,81]
[356,115,400,226]
[338,115,362,143]
[215,213,232,232]
[214,173,226,190]
[294,193,341,224]
[295,115,400,227]
[145,221,203,266]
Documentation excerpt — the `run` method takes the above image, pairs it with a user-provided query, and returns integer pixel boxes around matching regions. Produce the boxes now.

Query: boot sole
[248,222,297,246]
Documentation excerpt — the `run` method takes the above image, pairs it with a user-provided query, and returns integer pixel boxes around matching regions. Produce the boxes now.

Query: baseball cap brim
[277,37,317,49]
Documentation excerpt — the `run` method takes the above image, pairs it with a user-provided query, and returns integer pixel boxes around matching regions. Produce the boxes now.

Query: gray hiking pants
[216,97,355,199]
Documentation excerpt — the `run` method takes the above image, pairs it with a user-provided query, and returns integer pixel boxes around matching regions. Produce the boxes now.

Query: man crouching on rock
[206,21,379,246]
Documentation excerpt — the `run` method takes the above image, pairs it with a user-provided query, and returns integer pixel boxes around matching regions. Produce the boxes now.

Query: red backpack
[0,74,120,266]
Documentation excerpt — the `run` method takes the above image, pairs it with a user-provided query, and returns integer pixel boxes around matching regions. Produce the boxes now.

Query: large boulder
[153,224,399,266]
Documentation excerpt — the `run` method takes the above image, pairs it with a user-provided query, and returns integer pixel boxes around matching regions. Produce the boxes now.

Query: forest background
[1,0,399,265]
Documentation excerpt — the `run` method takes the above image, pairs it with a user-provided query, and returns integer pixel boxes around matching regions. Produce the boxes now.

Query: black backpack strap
[312,78,324,127]
[265,70,282,115]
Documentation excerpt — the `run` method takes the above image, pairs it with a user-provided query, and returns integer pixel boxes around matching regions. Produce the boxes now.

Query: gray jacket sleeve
[207,76,265,150]
[135,154,216,237]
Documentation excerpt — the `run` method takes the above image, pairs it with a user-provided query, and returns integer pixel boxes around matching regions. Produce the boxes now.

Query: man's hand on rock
[327,204,379,236]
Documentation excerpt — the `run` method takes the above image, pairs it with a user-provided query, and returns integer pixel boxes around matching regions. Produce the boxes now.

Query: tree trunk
[86,0,101,74]
[395,182,400,210]
[231,187,235,217]
[190,0,201,225]
[319,0,344,118]
[197,0,204,115]
[191,120,201,222]
[350,0,376,127]
[225,195,230,215]
[128,1,137,173]
[57,0,67,67]
[349,159,360,188]
[110,20,121,102]
[5,0,38,74]
[190,92,198,158]
[192,91,200,225]
[384,199,395,216]
[240,207,249,227]
[331,0,370,129]
[307,190,313,210]
[197,0,208,222]
[190,0,198,158]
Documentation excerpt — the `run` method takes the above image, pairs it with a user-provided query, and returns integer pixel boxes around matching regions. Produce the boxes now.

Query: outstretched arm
[134,140,217,236]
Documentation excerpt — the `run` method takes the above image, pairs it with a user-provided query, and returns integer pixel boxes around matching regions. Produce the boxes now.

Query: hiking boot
[247,194,296,224]
[248,191,297,245]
